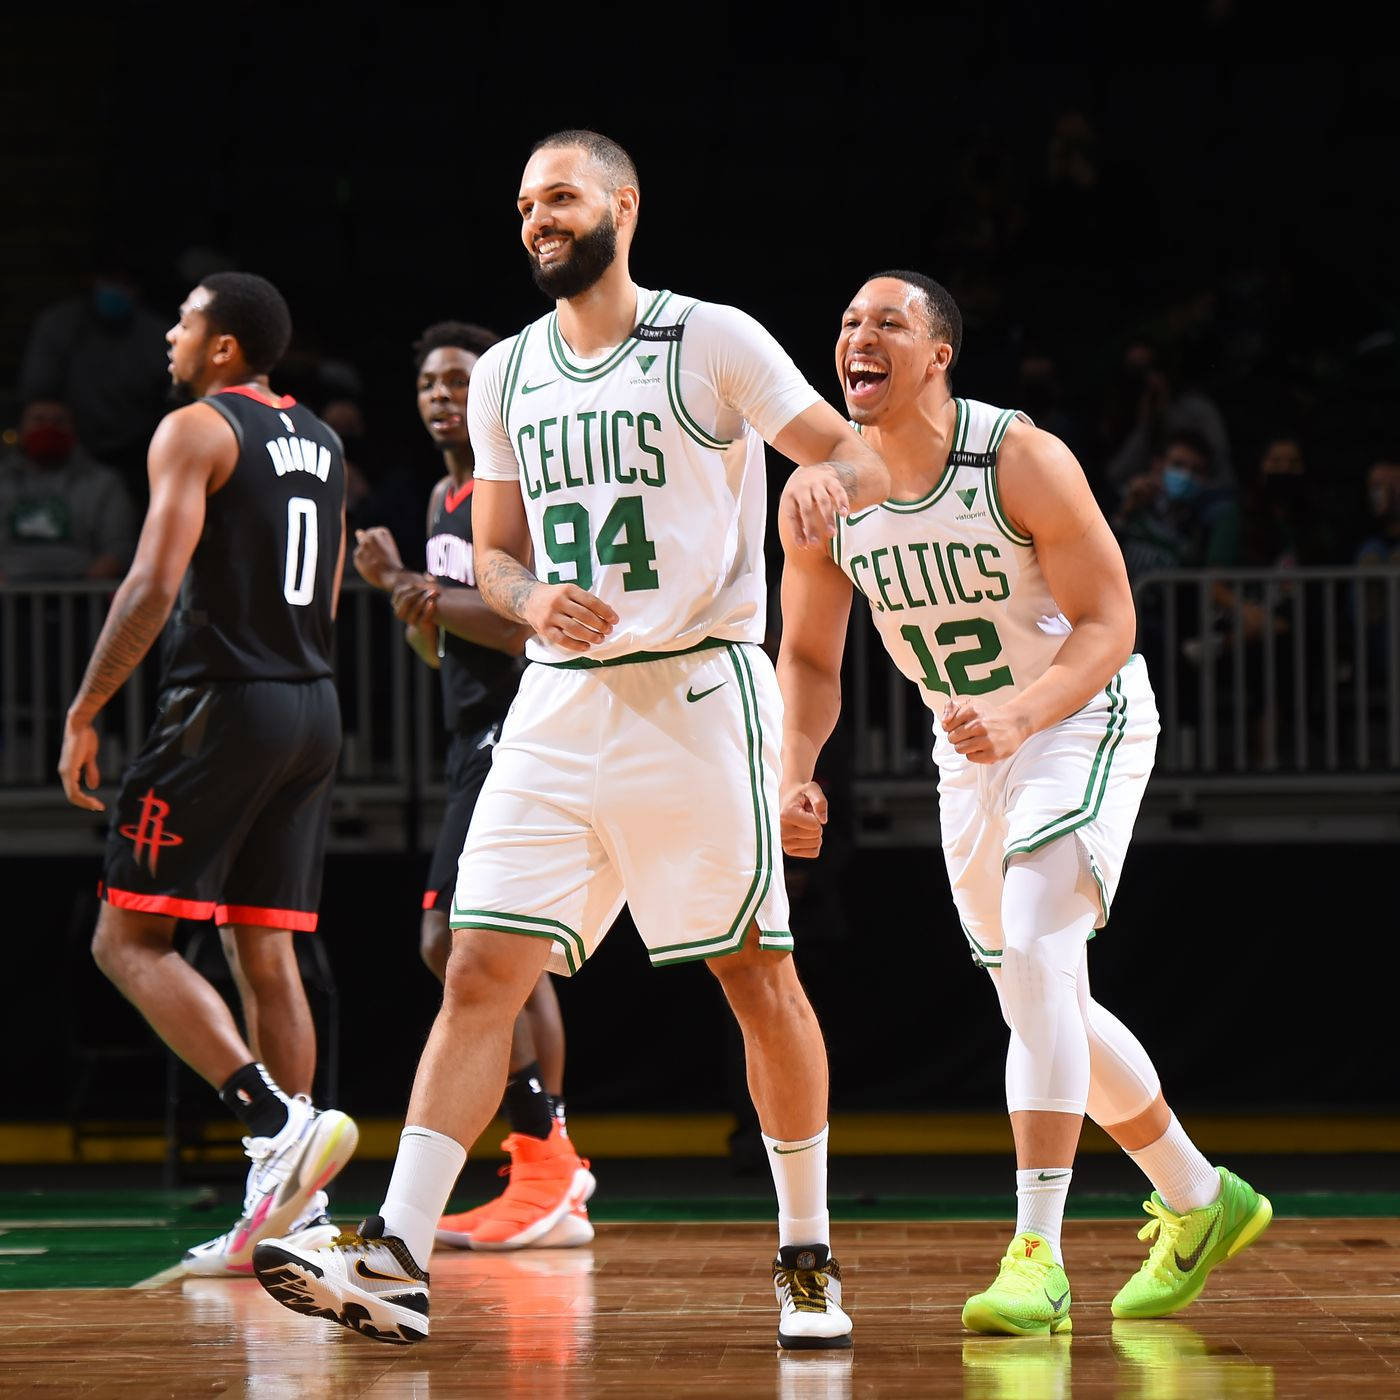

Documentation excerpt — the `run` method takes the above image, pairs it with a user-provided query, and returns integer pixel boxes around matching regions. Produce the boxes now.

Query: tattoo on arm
[72,587,172,717]
[477,551,540,623]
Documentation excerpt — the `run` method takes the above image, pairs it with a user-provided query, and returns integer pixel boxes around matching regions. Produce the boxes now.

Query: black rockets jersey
[427,477,522,732]
[159,388,346,686]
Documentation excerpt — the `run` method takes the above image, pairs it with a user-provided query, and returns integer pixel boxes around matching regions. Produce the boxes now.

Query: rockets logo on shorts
[119,787,184,876]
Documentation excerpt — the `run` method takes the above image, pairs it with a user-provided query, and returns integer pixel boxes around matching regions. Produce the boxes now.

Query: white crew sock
[379,1125,468,1269]
[1126,1113,1221,1214]
[1015,1167,1073,1261]
[761,1123,831,1249]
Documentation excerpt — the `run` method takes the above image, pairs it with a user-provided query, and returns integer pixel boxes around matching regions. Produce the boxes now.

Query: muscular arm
[776,516,854,787]
[59,405,235,808]
[473,476,616,653]
[775,504,854,857]
[772,398,891,548]
[70,407,230,721]
[472,478,542,624]
[991,422,1138,738]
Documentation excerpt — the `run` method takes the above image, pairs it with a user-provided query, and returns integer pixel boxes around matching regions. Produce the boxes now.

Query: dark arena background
[1,7,1397,1396]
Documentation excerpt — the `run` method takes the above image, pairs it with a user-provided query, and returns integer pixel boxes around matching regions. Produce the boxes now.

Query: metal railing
[3,567,1399,850]
[0,579,451,852]
[845,565,1400,843]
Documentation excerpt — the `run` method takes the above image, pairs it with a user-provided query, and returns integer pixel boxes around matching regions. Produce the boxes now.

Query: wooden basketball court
[3,1217,1397,1397]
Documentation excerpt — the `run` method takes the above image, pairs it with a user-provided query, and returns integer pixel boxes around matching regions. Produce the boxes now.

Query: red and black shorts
[422,720,503,914]
[101,678,340,931]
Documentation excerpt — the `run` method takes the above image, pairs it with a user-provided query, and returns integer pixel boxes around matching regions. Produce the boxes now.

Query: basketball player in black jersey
[350,321,595,1250]
[58,272,359,1275]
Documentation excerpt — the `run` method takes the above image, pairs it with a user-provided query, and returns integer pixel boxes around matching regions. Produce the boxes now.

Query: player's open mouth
[845,358,888,403]
[535,236,568,264]
[430,413,462,432]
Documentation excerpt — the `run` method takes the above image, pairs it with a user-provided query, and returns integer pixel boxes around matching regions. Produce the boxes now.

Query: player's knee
[90,909,158,984]
[440,929,538,1014]
[231,930,297,986]
[709,943,801,1018]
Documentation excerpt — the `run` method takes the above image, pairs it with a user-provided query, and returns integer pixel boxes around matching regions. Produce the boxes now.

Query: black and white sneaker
[773,1244,853,1349]
[253,1214,429,1345]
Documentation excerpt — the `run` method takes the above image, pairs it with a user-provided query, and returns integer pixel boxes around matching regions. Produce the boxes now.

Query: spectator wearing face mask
[1242,436,1342,570]
[0,399,137,583]
[17,254,171,489]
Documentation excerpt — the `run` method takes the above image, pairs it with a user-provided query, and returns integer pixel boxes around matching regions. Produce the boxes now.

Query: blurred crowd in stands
[2,108,1397,616]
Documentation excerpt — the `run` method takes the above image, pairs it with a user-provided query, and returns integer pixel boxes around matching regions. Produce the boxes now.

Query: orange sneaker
[435,1121,596,1252]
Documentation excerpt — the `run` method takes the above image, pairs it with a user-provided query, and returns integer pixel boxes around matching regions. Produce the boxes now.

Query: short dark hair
[866,269,963,370]
[412,320,501,372]
[531,128,638,193]
[199,272,292,374]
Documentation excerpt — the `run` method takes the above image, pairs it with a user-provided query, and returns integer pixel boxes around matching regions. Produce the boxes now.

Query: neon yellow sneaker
[1112,1165,1273,1319]
[962,1232,1072,1336]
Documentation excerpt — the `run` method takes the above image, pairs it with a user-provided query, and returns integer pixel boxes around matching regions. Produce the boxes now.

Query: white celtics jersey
[833,397,1070,725]
[468,286,820,665]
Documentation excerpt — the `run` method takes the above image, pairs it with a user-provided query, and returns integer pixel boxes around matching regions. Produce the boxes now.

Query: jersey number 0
[284,496,319,606]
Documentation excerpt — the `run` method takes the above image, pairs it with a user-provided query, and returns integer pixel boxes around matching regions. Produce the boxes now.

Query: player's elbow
[123,565,182,613]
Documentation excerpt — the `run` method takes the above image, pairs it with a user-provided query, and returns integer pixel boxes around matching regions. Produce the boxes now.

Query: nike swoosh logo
[355,1259,419,1286]
[1174,1216,1219,1273]
[521,379,556,394]
[1037,1171,1070,1181]
[1046,1288,1069,1313]
[772,1142,817,1155]
[686,682,726,703]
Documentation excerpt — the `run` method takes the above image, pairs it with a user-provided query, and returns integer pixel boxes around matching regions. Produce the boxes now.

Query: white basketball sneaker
[773,1244,853,1349]
[254,1212,429,1345]
[179,1096,357,1276]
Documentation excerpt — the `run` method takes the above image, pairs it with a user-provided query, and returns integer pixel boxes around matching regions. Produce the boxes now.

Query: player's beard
[167,376,196,405]
[529,212,617,301]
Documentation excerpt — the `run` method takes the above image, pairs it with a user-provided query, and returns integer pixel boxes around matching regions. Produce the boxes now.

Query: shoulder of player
[427,473,452,510]
[997,418,1083,486]
[151,401,240,459]
[675,297,770,338]
[996,419,1093,528]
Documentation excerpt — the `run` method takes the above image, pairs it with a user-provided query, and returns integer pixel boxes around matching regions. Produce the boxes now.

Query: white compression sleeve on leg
[1084,990,1162,1128]
[999,838,1098,1116]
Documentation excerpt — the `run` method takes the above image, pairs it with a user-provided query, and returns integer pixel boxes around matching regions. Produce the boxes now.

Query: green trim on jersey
[953,396,971,452]
[1003,671,1129,862]
[449,907,586,976]
[986,461,1033,546]
[989,406,1017,451]
[541,634,730,671]
[649,644,774,966]
[546,289,670,381]
[871,398,966,515]
[498,329,532,436]
[667,302,732,450]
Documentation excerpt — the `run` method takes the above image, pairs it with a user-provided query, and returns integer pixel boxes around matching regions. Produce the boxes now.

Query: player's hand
[522,583,618,653]
[780,464,851,550]
[353,527,405,591]
[58,714,104,812]
[390,574,440,626]
[939,698,1032,764]
[780,780,827,858]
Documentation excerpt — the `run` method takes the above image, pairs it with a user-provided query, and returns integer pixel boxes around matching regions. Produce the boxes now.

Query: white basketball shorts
[936,653,1160,969]
[450,639,791,975]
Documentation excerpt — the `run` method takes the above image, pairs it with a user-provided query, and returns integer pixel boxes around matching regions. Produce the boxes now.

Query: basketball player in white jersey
[253,129,890,1348]
[776,271,1271,1337]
